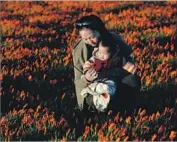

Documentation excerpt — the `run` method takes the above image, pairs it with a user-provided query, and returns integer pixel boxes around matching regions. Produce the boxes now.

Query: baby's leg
[80,82,100,97]
[95,80,117,96]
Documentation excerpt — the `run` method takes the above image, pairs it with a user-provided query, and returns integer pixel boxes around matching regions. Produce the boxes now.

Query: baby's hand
[88,60,96,67]
[85,67,98,82]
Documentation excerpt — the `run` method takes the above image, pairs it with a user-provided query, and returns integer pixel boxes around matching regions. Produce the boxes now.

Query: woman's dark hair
[76,15,109,37]
[76,15,117,48]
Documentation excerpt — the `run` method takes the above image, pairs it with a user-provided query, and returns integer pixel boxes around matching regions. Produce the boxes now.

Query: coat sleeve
[72,40,89,84]
[72,40,89,106]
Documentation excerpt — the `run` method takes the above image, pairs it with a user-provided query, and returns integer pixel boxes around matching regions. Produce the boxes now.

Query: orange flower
[169,131,177,140]
[156,111,160,118]
[44,125,47,135]
[150,113,155,120]
[108,123,116,131]
[98,130,103,138]
[124,136,129,141]
[23,103,28,109]
[61,137,67,142]
[58,117,66,126]
[19,109,25,114]
[151,134,157,141]
[114,113,120,122]
[63,55,71,66]
[61,93,66,100]
[119,116,123,122]
[140,109,146,117]
[157,125,164,134]
[28,108,34,113]
[16,129,20,137]
[138,108,142,114]
[125,116,131,124]
[108,110,113,116]
[37,121,42,131]
[0,116,6,125]
[102,122,108,129]
[84,126,90,133]
[116,137,120,142]
[102,136,108,142]
[66,128,71,136]
[36,105,41,112]
[34,112,39,118]
[109,133,114,141]
[43,74,47,79]
[145,76,151,86]
[142,116,148,122]
[170,108,174,113]
[28,75,32,81]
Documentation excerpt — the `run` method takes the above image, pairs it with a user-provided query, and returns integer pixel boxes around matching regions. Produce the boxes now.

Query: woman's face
[79,28,100,47]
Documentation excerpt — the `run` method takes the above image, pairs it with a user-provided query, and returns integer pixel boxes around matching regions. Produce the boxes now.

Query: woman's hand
[123,62,137,74]
[85,67,98,82]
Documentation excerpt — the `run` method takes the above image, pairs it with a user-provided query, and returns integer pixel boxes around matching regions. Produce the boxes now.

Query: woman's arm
[122,62,137,75]
[115,34,138,75]
[72,40,88,86]
[72,40,97,86]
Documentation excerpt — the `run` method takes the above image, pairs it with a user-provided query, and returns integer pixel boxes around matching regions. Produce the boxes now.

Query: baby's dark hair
[100,37,117,56]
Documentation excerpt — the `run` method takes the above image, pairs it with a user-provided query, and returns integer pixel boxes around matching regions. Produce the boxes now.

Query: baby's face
[97,45,111,61]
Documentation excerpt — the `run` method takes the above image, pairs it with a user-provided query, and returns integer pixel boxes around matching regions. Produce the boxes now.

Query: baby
[80,40,120,111]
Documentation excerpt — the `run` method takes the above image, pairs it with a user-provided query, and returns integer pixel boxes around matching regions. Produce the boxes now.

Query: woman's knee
[122,74,141,89]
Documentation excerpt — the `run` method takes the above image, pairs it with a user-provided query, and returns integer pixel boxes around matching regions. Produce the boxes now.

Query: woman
[72,15,141,112]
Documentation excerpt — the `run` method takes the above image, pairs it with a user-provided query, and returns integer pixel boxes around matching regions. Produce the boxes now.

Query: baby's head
[97,39,115,61]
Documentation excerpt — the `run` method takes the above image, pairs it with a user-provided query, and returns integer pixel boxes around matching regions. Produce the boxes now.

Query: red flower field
[0,1,177,141]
